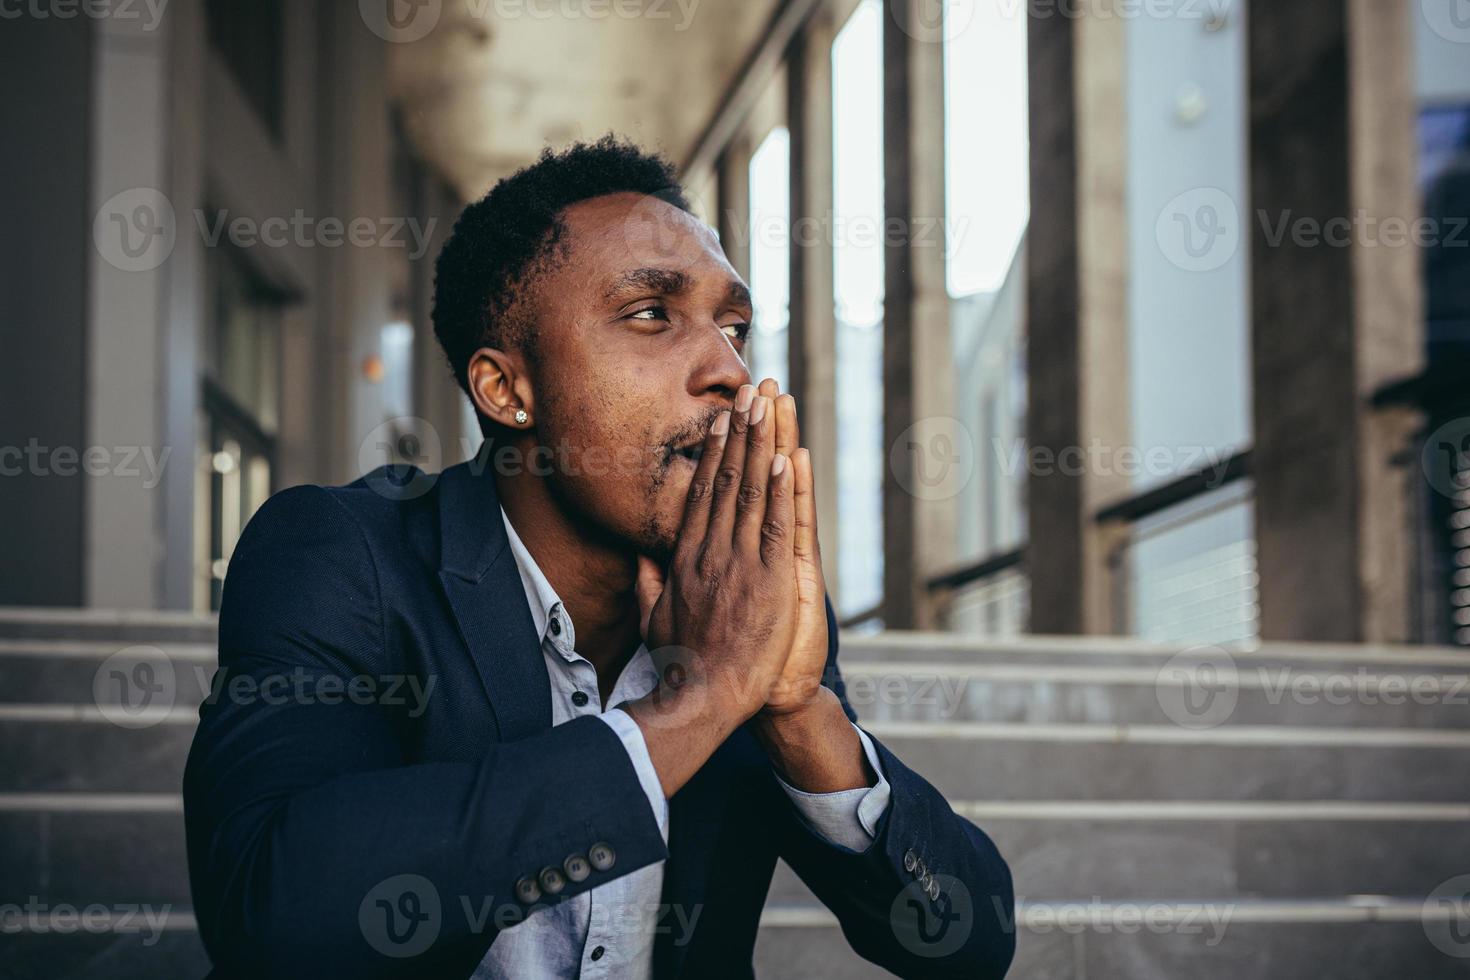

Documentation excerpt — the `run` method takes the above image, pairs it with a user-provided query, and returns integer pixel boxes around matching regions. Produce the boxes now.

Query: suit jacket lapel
[436,454,552,741]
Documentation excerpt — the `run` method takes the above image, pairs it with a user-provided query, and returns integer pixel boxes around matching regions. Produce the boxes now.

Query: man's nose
[689,328,752,402]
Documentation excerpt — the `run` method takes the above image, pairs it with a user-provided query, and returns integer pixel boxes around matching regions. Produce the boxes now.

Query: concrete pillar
[786,7,841,601]
[881,0,956,630]
[1247,0,1424,642]
[0,15,92,607]
[717,134,753,285]
[1024,2,1132,635]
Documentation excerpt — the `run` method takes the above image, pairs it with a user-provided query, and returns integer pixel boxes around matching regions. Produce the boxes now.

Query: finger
[707,383,756,549]
[792,447,825,597]
[735,396,776,552]
[676,409,730,552]
[757,377,780,402]
[774,393,799,459]
[759,454,795,569]
[635,554,666,641]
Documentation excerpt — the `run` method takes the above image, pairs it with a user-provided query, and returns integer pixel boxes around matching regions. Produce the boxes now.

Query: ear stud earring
[514,409,529,425]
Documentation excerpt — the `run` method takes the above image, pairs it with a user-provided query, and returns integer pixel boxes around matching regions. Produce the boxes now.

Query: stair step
[842,661,1470,728]
[753,900,1470,980]
[770,803,1470,902]
[873,724,1470,801]
[0,608,217,645]
[0,715,194,793]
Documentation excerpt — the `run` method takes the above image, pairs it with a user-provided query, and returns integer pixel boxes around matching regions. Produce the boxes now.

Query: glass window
[748,127,792,390]
[832,0,885,619]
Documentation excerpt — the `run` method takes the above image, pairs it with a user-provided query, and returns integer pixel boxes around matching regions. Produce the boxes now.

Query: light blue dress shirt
[476,509,891,979]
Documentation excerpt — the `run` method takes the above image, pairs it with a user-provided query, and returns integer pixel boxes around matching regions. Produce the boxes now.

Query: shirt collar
[499,507,577,660]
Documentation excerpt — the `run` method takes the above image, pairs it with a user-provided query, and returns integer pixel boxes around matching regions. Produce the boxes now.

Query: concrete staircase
[3,610,1470,978]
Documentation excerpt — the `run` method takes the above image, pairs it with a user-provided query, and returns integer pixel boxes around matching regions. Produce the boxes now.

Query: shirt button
[549,618,562,636]
[588,842,616,872]
[590,946,605,961]
[539,865,567,895]
[571,690,590,708]
[564,853,591,882]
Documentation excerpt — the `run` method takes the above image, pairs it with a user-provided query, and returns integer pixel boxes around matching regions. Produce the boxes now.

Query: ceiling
[387,0,782,201]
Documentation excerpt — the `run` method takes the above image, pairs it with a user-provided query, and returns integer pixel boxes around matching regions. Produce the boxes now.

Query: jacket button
[564,853,591,882]
[539,866,567,895]
[919,871,933,891]
[903,849,918,873]
[916,859,928,880]
[514,876,542,904]
[927,878,941,901]
[588,842,616,872]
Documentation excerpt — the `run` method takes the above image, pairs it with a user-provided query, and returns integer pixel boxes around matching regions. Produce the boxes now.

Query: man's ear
[467,347,536,431]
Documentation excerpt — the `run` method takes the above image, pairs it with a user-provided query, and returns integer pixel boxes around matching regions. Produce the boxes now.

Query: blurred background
[2,0,1470,976]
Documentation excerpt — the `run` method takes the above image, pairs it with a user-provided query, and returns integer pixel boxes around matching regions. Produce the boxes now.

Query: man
[184,137,1014,979]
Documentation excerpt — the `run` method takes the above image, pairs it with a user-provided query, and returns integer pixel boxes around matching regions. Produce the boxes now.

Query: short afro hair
[431,135,692,398]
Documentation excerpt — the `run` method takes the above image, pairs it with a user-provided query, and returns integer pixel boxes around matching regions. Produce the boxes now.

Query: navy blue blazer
[183,454,1015,979]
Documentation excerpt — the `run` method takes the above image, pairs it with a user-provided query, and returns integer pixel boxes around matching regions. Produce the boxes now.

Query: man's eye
[629,306,668,322]
[722,322,751,343]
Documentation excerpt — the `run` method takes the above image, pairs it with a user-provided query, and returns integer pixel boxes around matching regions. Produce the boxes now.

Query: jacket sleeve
[772,600,1016,980]
[182,486,667,979]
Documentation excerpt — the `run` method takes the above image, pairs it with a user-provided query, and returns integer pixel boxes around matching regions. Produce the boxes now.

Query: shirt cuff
[775,724,892,852]
[599,708,670,840]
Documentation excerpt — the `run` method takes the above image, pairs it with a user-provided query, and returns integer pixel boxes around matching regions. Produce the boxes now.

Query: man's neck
[495,467,644,700]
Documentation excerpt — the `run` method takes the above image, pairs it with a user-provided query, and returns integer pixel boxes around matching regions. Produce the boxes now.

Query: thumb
[635,554,666,641]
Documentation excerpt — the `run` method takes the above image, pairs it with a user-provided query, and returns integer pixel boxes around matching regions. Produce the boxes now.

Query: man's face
[522,191,754,558]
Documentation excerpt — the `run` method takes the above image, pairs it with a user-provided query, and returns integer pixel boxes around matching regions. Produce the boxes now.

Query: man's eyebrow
[603,267,689,300]
[726,281,753,310]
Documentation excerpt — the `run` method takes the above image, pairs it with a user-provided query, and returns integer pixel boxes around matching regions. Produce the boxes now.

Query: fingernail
[750,396,768,425]
[712,411,730,437]
[771,454,787,476]
[735,385,755,413]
